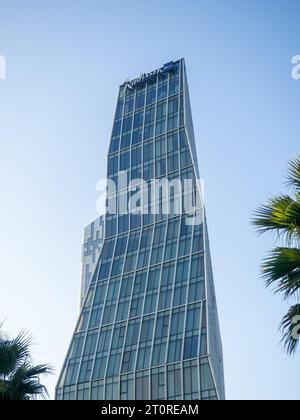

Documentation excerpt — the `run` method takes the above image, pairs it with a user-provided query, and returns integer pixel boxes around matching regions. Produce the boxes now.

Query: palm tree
[0,327,53,400]
[253,155,300,355]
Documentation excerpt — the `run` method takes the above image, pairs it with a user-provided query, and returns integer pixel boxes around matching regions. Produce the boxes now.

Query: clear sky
[0,0,299,400]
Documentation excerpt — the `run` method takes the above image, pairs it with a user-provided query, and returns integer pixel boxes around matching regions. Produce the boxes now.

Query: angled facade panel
[80,216,105,307]
[56,59,225,400]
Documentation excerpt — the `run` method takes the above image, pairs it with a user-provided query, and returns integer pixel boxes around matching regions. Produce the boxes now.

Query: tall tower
[56,59,225,400]
[80,216,104,307]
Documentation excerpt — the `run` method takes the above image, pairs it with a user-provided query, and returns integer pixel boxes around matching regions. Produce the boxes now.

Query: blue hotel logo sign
[126,61,174,90]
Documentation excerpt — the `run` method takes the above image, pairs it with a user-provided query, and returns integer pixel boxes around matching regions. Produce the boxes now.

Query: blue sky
[0,0,299,400]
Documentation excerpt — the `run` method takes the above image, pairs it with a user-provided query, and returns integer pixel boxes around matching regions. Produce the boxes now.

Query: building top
[121,58,183,90]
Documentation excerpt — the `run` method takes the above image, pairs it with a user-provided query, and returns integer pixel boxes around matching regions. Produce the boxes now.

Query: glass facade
[80,216,104,306]
[56,59,225,400]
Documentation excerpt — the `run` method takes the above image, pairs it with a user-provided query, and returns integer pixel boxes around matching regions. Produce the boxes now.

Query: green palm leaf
[253,155,300,355]
[286,156,300,191]
[0,330,33,376]
[252,195,300,241]
[0,327,53,400]
[280,304,300,355]
[262,247,300,298]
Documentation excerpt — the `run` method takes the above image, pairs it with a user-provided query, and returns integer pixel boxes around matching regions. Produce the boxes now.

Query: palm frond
[286,155,300,192]
[9,362,53,400]
[252,194,300,241]
[0,327,52,400]
[0,330,33,375]
[280,304,300,355]
[261,247,300,298]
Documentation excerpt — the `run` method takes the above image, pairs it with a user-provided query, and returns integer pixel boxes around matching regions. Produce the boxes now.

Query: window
[200,303,207,356]
[188,254,205,303]
[65,359,80,386]
[120,374,134,400]
[115,99,124,119]
[130,270,147,318]
[168,307,185,363]
[108,154,118,176]
[102,278,120,325]
[131,145,142,166]
[157,73,168,100]
[152,311,170,367]
[124,91,134,114]
[102,303,116,325]
[125,319,140,347]
[167,95,179,131]
[109,135,120,154]
[94,282,108,305]
[144,105,155,140]
[136,346,151,370]
[146,80,157,105]
[92,326,112,380]
[118,214,129,235]
[106,376,119,399]
[155,157,166,177]
[105,215,117,237]
[121,115,133,149]
[178,218,192,257]
[183,303,201,360]
[158,262,175,311]
[200,359,215,392]
[192,221,204,253]
[69,334,84,359]
[83,331,98,356]
[143,140,153,163]
[132,111,144,145]
[121,350,136,374]
[135,87,145,110]
[124,231,140,273]
[119,275,134,298]
[136,371,149,400]
[167,364,182,399]
[144,266,161,315]
[114,235,127,257]
[183,360,199,399]
[133,110,143,130]
[107,324,126,376]
[173,258,189,307]
[77,382,90,400]
[155,135,166,158]
[111,324,126,350]
[116,275,133,321]
[78,358,93,382]
[179,130,192,168]
[140,316,155,343]
[151,367,165,399]
[164,218,180,261]
[155,101,167,136]
[155,312,169,337]
[120,149,130,170]
[169,74,180,96]
[137,227,153,269]
[150,222,166,265]
[91,380,104,400]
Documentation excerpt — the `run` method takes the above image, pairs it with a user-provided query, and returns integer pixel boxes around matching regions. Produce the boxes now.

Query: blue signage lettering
[126,61,174,90]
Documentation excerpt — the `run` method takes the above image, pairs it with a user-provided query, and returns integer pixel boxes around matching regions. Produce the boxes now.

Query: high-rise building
[56,59,225,400]
[80,216,104,307]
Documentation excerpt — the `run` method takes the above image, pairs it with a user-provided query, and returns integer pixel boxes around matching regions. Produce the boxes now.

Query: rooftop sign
[126,61,174,90]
